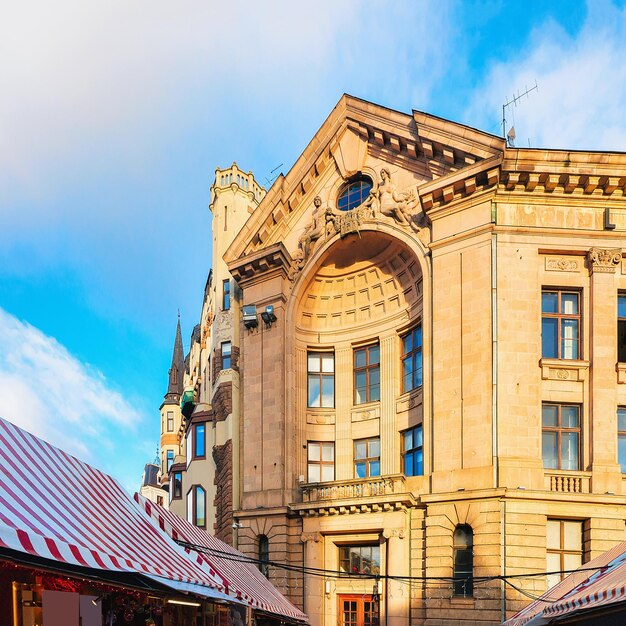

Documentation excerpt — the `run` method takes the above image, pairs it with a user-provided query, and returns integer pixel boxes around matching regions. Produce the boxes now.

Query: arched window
[453,525,473,597]
[258,535,269,578]
[337,175,373,212]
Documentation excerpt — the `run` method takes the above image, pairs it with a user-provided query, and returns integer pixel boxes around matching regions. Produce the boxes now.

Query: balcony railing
[544,471,591,494]
[302,475,406,503]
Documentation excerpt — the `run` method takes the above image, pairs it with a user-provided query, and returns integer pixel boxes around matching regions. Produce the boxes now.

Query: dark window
[307,441,335,482]
[542,290,580,359]
[222,341,232,369]
[354,344,380,404]
[401,327,423,393]
[167,411,174,432]
[166,450,174,472]
[542,404,580,470]
[223,279,231,311]
[618,295,626,362]
[402,426,423,476]
[546,519,583,589]
[339,545,380,575]
[337,176,373,212]
[619,407,626,472]
[156,495,164,506]
[453,525,473,597]
[354,437,380,478]
[307,352,335,408]
[194,423,206,459]
[259,535,270,578]
[193,485,206,527]
[172,472,182,499]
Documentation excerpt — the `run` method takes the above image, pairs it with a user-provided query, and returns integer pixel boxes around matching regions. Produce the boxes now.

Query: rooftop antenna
[264,163,283,188]
[502,81,538,147]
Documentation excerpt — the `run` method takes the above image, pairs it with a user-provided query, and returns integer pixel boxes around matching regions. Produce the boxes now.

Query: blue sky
[2,0,626,492]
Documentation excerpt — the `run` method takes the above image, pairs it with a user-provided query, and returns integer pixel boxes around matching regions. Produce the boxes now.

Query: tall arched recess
[285,227,431,493]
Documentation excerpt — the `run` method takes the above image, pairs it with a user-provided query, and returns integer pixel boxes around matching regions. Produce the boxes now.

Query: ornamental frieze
[587,247,622,274]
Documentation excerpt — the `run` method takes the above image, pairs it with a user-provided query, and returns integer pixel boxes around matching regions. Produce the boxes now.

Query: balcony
[544,470,591,494]
[292,474,416,517]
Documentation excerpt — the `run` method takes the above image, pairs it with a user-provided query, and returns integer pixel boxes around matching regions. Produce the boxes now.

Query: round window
[337,176,373,212]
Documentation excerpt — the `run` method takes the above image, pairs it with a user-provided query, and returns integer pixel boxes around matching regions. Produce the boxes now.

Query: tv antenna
[502,81,538,147]
[264,163,283,187]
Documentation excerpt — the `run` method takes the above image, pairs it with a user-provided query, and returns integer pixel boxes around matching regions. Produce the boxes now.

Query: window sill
[539,358,589,382]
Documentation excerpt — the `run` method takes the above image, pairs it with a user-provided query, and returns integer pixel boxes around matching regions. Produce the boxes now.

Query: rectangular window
[193,485,206,528]
[619,407,626,472]
[542,290,581,359]
[618,295,626,362]
[307,352,335,408]
[542,404,580,470]
[546,519,583,589]
[194,423,206,459]
[402,425,423,476]
[167,411,174,432]
[307,442,335,483]
[172,472,182,499]
[166,449,174,473]
[401,327,423,393]
[354,437,380,478]
[223,279,231,311]
[339,545,381,575]
[222,341,232,370]
[354,344,380,404]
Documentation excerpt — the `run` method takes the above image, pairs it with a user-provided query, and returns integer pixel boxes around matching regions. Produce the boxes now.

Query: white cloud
[466,1,626,151]
[0,307,148,488]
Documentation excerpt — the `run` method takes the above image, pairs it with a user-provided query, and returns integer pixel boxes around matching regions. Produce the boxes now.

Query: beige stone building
[209,96,626,626]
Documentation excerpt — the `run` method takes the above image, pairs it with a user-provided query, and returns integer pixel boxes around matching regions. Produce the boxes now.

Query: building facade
[213,96,626,626]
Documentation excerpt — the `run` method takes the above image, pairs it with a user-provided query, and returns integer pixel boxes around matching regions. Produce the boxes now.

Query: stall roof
[505,540,626,625]
[135,493,308,622]
[0,417,224,592]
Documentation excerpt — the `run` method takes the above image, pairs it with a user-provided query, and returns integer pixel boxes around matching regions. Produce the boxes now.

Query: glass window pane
[355,349,366,368]
[542,318,558,358]
[415,449,424,475]
[321,464,334,482]
[561,405,579,428]
[561,432,579,470]
[403,430,413,450]
[546,552,560,574]
[543,405,558,427]
[619,436,626,472]
[355,441,367,459]
[369,438,380,458]
[403,333,412,354]
[564,553,582,572]
[195,488,205,526]
[414,326,422,347]
[369,460,380,477]
[355,370,367,390]
[355,461,366,478]
[321,354,334,373]
[321,376,334,407]
[369,384,380,402]
[619,296,626,318]
[308,442,320,461]
[414,357,423,388]
[308,376,320,407]
[369,345,380,364]
[546,520,560,549]
[308,355,320,373]
[404,453,414,476]
[308,465,320,483]
[563,521,581,551]
[322,443,334,461]
[355,387,365,405]
[561,293,578,315]
[542,292,558,313]
[619,320,626,362]
[542,432,558,469]
[370,367,380,386]
[416,425,423,446]
[561,320,579,359]
[619,409,626,431]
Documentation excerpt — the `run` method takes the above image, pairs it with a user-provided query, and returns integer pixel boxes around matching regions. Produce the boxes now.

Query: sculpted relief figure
[364,168,421,230]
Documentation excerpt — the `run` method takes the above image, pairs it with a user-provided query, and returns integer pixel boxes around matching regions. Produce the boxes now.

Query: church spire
[164,314,185,401]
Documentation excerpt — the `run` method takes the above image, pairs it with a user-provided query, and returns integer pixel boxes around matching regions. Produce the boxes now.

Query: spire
[164,315,185,401]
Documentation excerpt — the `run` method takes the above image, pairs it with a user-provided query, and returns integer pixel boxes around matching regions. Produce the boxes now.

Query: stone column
[335,346,353,480]
[380,335,398,475]
[588,247,622,493]
[302,532,324,626]
[383,528,409,626]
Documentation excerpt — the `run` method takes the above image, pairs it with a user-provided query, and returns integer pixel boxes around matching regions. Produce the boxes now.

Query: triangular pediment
[224,95,505,267]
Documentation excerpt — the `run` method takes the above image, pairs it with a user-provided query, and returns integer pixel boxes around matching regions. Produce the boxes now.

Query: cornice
[227,241,292,285]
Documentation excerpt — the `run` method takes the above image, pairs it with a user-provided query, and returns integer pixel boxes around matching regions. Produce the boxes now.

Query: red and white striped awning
[135,493,308,622]
[505,540,626,625]
[0,417,225,592]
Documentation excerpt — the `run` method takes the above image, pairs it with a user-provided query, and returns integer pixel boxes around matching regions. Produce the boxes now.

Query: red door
[338,595,378,626]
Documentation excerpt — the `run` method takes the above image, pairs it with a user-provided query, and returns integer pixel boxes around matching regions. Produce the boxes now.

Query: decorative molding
[539,359,589,382]
[587,247,622,274]
[382,528,405,540]
[396,390,423,414]
[306,411,336,425]
[351,405,380,423]
[300,532,323,543]
[545,256,581,273]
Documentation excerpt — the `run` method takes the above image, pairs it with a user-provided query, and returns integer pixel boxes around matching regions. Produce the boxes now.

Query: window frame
[353,343,380,405]
[546,519,583,587]
[402,425,423,477]
[193,423,206,460]
[167,410,174,432]
[542,403,581,471]
[541,289,582,360]
[166,449,174,473]
[401,326,423,394]
[258,535,270,578]
[191,484,206,528]
[337,176,373,212]
[453,525,474,597]
[223,279,231,311]
[172,471,182,500]
[307,351,335,409]
[307,441,335,483]
[354,437,380,478]
[221,341,232,370]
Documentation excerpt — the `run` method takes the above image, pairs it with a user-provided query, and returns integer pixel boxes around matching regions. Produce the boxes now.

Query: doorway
[338,595,378,626]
